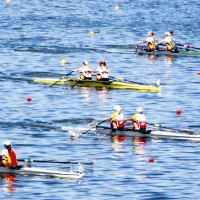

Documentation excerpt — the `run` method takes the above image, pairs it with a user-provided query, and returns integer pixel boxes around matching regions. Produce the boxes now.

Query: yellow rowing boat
[33,77,160,93]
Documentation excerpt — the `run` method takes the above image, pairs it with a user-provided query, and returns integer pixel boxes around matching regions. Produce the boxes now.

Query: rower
[108,105,125,131]
[74,60,92,80]
[130,107,147,131]
[157,31,177,51]
[137,31,157,52]
[94,60,109,81]
[0,141,18,167]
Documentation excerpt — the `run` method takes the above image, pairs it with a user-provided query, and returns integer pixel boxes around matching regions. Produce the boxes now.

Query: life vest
[147,42,156,51]
[146,36,156,51]
[2,149,18,167]
[111,112,125,129]
[79,66,92,79]
[96,66,109,79]
[165,36,176,51]
[132,113,146,130]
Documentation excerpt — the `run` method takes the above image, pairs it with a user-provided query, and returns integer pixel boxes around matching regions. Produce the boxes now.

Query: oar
[49,71,74,88]
[82,119,107,135]
[148,123,197,134]
[176,43,200,51]
[18,159,93,165]
[109,76,159,87]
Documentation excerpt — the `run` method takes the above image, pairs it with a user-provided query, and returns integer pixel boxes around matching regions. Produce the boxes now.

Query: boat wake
[61,126,92,139]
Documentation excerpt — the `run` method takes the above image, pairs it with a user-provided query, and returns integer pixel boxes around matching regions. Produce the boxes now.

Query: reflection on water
[79,87,92,102]
[1,173,17,193]
[96,88,109,103]
[146,55,175,64]
[111,135,126,152]
[166,56,174,64]
[77,87,109,102]
[132,137,147,155]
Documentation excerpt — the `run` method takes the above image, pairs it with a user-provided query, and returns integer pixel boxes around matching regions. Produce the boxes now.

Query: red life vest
[4,149,18,167]
[115,113,125,129]
[135,120,146,130]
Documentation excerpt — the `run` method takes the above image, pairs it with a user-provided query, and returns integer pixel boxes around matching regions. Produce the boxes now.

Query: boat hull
[136,48,200,57]
[33,78,160,92]
[106,48,200,57]
[0,165,84,179]
[96,125,200,141]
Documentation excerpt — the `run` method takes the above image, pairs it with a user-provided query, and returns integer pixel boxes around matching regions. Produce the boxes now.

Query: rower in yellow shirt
[108,105,125,130]
[130,107,147,131]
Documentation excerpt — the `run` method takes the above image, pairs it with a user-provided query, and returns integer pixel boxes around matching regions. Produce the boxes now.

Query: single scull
[0,165,84,179]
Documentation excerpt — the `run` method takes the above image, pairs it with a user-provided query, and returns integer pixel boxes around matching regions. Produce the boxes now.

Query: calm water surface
[0,0,200,199]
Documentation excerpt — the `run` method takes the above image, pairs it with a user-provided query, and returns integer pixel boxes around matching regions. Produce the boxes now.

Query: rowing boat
[0,165,84,179]
[106,48,200,57]
[33,78,160,93]
[96,125,200,141]
[136,48,200,57]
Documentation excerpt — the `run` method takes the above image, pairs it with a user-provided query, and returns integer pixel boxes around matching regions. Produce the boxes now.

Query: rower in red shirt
[0,141,18,167]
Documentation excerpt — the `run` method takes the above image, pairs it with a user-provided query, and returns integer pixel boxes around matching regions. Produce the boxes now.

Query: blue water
[0,0,200,199]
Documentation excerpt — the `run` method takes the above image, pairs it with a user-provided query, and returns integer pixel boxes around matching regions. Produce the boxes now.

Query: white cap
[3,140,11,146]
[165,31,171,36]
[83,60,89,65]
[136,107,143,113]
[114,105,122,111]
[148,31,154,36]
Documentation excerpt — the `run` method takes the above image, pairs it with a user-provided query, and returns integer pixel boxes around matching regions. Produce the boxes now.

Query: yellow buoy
[90,31,94,37]
[115,5,120,11]
[60,59,68,66]
[6,0,11,4]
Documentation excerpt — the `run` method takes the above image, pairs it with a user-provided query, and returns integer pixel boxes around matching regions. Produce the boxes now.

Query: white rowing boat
[0,165,84,179]
[96,125,200,141]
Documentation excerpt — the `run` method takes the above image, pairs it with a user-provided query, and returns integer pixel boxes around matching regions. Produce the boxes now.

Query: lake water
[0,0,200,199]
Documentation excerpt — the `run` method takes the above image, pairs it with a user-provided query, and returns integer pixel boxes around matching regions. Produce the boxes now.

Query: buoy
[6,0,11,4]
[60,59,67,66]
[176,108,182,116]
[27,97,32,102]
[115,5,120,11]
[196,72,200,76]
[149,157,155,163]
[90,31,94,37]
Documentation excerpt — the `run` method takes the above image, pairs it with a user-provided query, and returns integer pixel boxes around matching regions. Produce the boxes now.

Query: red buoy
[176,108,182,116]
[149,157,155,163]
[196,72,200,76]
[27,97,32,102]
